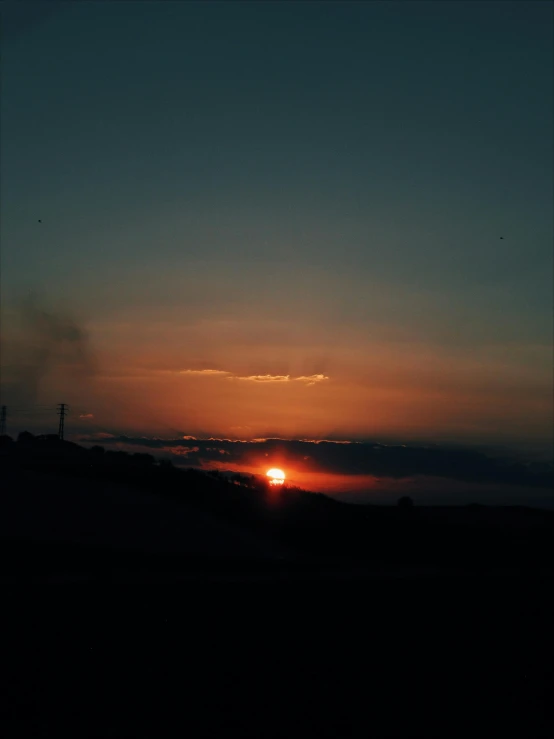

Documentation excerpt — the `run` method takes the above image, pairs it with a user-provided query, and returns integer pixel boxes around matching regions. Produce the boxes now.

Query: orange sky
[1,297,552,454]
[68,310,551,450]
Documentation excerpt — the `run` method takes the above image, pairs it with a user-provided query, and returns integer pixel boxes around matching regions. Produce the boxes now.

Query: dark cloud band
[79,436,553,489]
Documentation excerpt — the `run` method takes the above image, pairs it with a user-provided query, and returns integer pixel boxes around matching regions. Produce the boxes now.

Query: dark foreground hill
[1,433,553,580]
[1,435,553,737]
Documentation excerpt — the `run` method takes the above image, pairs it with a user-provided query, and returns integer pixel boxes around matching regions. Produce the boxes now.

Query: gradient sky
[1,1,553,473]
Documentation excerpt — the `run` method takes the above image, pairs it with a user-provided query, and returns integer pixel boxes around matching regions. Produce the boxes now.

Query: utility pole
[57,403,68,440]
[0,406,6,436]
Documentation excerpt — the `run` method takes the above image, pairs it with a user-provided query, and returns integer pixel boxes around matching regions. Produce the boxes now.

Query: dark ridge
[1,433,553,578]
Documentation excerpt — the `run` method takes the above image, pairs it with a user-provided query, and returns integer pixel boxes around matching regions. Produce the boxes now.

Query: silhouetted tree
[397,496,414,509]
[36,434,60,442]
[17,431,35,444]
[133,452,155,465]
[158,458,174,469]
[105,450,130,463]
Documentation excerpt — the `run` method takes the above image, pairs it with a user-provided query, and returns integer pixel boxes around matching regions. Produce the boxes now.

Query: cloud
[229,373,329,385]
[178,369,230,376]
[170,446,200,457]
[79,413,94,419]
[230,426,252,436]
[294,374,329,386]
[76,432,115,440]
[96,367,330,386]
[77,435,553,490]
[233,374,291,383]
[300,439,353,444]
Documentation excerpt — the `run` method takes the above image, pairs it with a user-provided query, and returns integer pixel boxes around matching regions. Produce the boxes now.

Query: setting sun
[267,468,286,485]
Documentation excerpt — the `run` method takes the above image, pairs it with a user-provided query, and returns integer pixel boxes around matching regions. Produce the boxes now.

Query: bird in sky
[38,219,42,223]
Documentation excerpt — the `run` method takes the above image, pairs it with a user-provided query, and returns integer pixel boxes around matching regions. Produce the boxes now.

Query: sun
[267,468,286,486]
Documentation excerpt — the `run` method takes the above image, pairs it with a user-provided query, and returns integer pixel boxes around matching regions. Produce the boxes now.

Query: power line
[57,403,68,440]
[8,407,57,415]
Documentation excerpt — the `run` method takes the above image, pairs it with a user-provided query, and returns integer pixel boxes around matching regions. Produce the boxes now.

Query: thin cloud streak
[96,368,330,385]
[233,375,290,383]
[178,369,230,376]
[230,373,329,384]
[295,374,330,386]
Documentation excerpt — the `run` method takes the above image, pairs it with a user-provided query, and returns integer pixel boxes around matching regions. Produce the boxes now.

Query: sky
[1,1,552,503]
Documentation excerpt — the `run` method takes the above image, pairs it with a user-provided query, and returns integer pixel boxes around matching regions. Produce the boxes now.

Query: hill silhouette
[1,432,553,738]
[1,432,553,580]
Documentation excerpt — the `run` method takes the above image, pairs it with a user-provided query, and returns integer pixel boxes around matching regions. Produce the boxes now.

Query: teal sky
[1,1,552,451]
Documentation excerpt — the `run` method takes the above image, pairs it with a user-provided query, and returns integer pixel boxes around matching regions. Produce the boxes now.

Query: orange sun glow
[267,468,286,485]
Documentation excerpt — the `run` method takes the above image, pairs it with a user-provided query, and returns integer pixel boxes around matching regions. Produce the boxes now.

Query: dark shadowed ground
[1,438,553,736]
[2,577,553,737]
